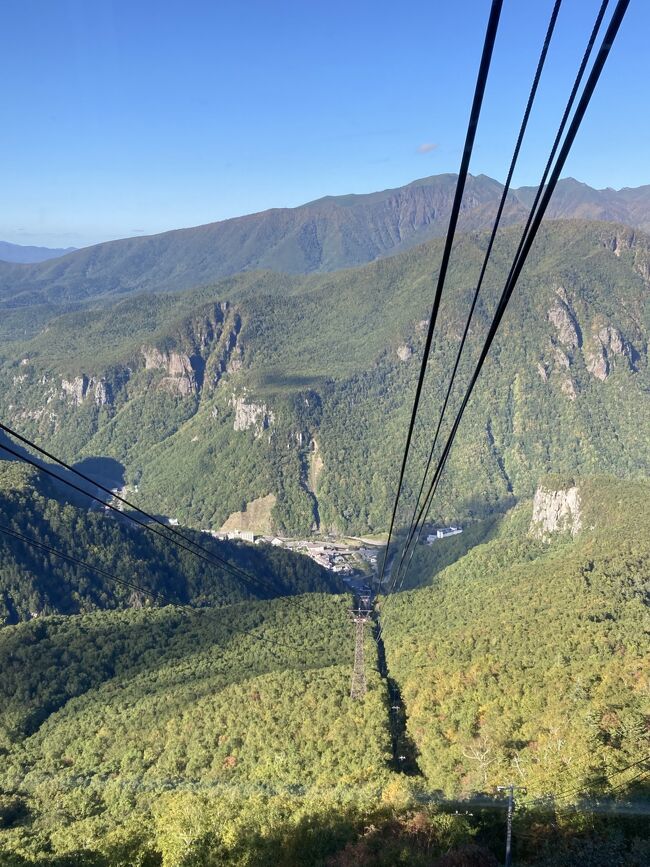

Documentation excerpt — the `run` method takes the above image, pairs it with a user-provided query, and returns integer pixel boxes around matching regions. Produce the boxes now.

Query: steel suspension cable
[522,754,650,810]
[0,426,338,618]
[0,421,281,594]
[0,522,196,613]
[386,0,565,601]
[375,0,504,594]
[0,437,275,596]
[381,0,625,613]
[0,522,339,657]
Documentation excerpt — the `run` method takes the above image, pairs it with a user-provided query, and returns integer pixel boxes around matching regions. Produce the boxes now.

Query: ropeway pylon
[349,606,371,699]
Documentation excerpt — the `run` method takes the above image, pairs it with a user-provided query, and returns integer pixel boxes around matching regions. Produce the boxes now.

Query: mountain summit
[2,174,650,306]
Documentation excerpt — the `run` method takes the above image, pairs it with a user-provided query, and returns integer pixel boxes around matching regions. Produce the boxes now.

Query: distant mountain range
[0,240,77,264]
[2,174,650,306]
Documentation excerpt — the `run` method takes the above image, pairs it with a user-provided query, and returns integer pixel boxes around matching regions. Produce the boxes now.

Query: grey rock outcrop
[584,324,634,381]
[93,378,112,406]
[603,229,636,258]
[144,303,243,394]
[209,313,243,387]
[60,375,114,406]
[231,395,274,438]
[530,484,582,541]
[61,375,90,406]
[396,344,412,362]
[548,289,581,349]
[142,347,197,396]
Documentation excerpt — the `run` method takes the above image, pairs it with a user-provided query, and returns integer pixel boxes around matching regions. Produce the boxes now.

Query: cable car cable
[380,0,628,613]
[387,0,565,600]
[0,431,335,619]
[375,0,504,595]
[0,522,339,656]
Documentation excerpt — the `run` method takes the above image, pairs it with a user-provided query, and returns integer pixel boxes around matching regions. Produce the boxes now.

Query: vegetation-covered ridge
[0,460,341,625]
[0,478,647,865]
[380,477,650,801]
[0,241,77,266]
[1,219,648,535]
[0,595,396,864]
[2,173,650,307]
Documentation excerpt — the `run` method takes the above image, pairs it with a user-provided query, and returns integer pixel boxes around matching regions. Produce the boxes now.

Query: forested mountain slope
[1,220,648,535]
[2,174,650,308]
[0,481,647,865]
[0,595,394,863]
[0,460,340,624]
[380,477,650,799]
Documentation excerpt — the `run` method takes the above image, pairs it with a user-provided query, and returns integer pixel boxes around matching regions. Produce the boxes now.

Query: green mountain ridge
[381,476,650,797]
[1,219,648,535]
[0,243,77,266]
[2,174,650,311]
[0,477,647,865]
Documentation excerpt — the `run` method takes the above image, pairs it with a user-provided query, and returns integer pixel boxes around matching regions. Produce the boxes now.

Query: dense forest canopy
[0,596,397,864]
[0,477,647,864]
[381,478,650,800]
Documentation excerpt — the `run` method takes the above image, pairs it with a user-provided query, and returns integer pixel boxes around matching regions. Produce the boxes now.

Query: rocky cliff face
[61,375,113,406]
[50,303,243,408]
[231,394,274,438]
[540,286,638,398]
[3,303,247,455]
[530,484,582,541]
[142,347,198,396]
[600,225,650,283]
[141,302,242,396]
[1,220,648,537]
[547,289,582,350]
[584,322,635,381]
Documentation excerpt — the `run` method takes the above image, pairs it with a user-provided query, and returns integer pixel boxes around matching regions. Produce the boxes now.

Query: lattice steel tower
[349,607,371,699]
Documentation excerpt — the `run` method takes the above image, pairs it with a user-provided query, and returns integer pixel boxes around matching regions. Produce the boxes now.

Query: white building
[426,526,463,544]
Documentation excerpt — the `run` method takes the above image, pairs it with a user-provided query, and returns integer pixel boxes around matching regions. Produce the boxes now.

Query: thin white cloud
[417,142,438,154]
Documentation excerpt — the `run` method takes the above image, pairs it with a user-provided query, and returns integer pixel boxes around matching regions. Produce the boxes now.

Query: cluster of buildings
[284,540,355,575]
[287,541,381,576]
[203,530,382,578]
[206,530,351,574]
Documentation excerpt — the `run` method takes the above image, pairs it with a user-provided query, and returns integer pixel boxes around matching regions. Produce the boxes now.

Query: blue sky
[1,0,647,247]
